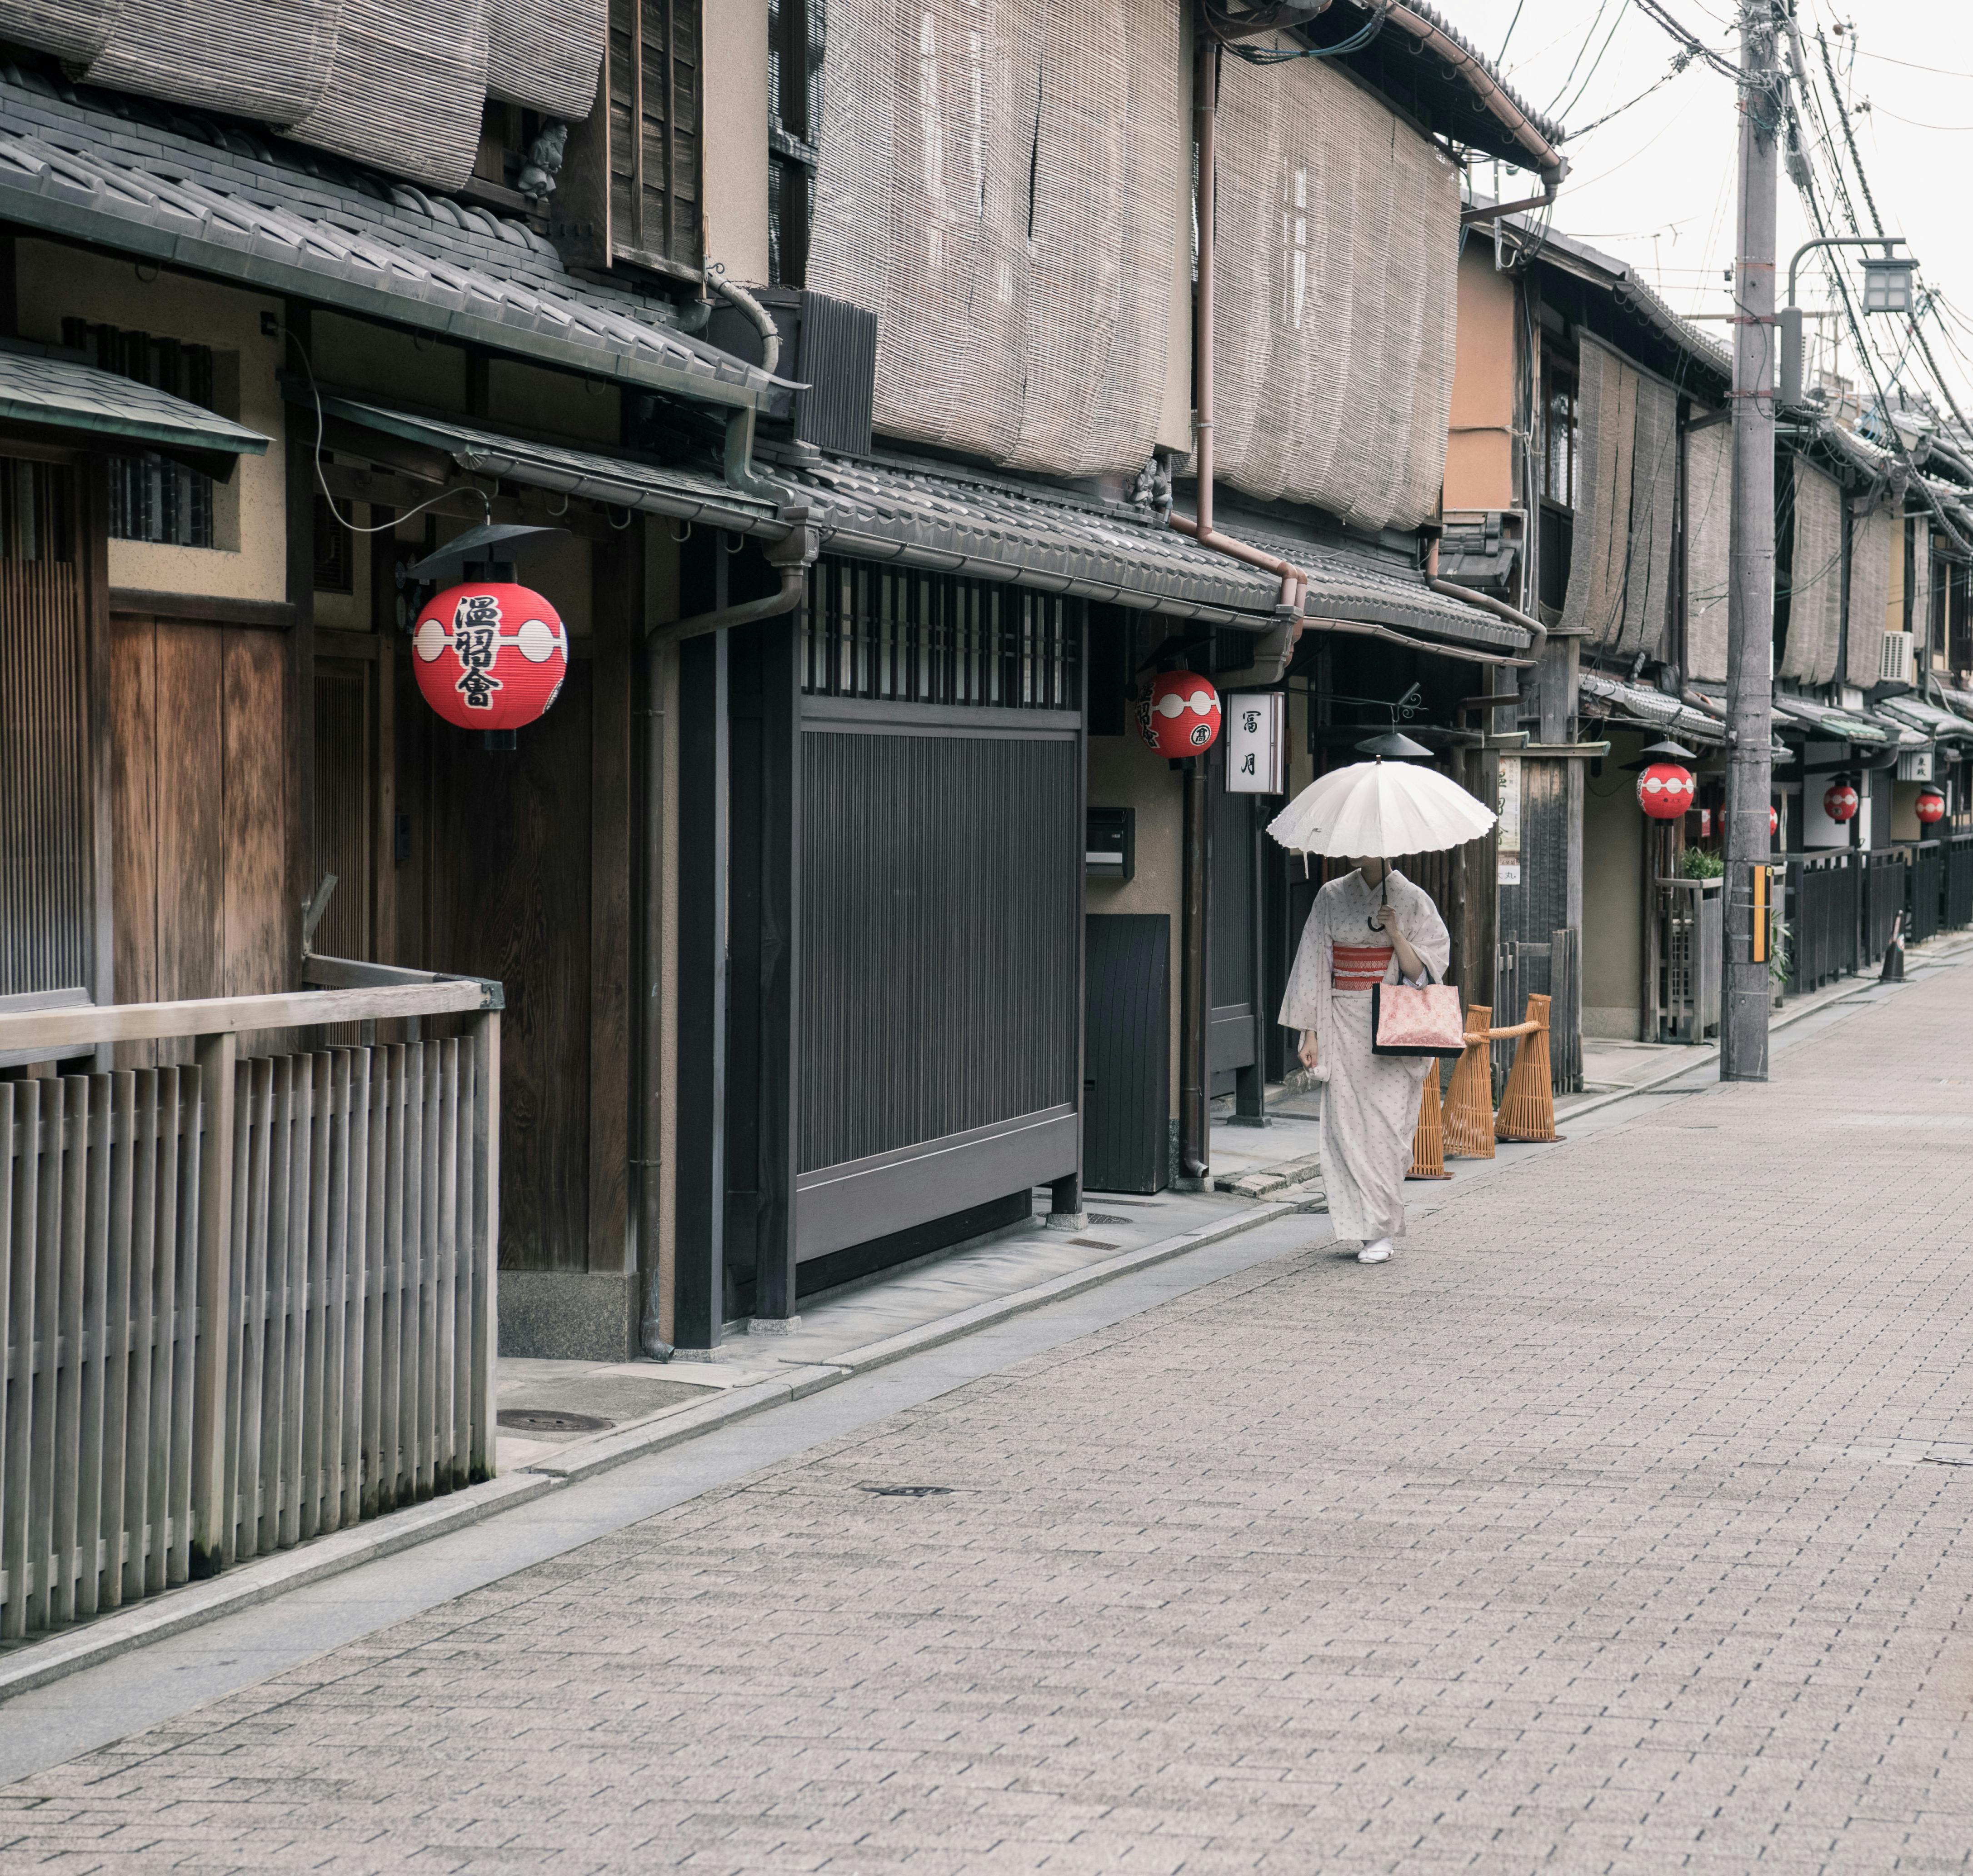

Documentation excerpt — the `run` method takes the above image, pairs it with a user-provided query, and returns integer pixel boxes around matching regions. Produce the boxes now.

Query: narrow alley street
[0,962,1968,1871]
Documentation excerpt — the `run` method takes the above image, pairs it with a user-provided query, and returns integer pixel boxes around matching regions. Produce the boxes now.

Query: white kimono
[1279,868,1452,1242]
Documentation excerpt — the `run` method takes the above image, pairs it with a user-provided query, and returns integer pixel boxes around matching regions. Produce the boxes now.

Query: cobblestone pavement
[5,970,1973,1874]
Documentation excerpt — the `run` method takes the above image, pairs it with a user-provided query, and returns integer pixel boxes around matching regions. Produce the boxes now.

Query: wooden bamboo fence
[0,969,500,1640]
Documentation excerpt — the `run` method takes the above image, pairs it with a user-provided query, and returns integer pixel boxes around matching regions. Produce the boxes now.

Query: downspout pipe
[1425,574,1548,664]
[1174,39,1308,626]
[638,516,816,1360]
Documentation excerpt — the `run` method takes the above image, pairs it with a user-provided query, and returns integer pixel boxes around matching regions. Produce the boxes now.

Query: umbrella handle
[1367,858,1389,933]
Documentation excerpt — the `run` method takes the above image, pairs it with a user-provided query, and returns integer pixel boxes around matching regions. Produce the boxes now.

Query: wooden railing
[0,965,500,1641]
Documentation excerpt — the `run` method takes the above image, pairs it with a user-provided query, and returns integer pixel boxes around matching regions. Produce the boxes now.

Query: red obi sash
[1331,943,1394,993]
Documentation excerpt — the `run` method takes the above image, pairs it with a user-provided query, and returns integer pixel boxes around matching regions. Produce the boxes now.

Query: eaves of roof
[0,65,787,417]
[1498,213,1732,389]
[1770,694,1897,745]
[779,448,1529,646]
[1577,670,1725,746]
[310,392,784,537]
[0,340,269,458]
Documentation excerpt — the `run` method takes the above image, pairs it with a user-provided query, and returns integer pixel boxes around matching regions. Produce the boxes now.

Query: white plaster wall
[21,240,286,600]
[701,0,771,284]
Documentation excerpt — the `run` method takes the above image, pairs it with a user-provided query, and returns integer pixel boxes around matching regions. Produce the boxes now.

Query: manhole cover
[859,1484,953,1498]
[1087,1212,1132,1225]
[498,1409,612,1434]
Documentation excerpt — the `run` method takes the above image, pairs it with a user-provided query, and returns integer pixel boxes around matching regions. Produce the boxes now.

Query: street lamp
[1778,237,1915,406]
[1861,254,1917,315]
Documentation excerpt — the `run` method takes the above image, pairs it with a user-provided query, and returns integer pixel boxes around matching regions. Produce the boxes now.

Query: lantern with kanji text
[1823,780,1858,823]
[1138,671,1222,758]
[1916,786,1947,826]
[413,582,569,732]
[1636,761,1695,820]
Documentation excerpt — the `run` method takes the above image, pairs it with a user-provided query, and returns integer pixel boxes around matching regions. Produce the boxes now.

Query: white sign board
[1225,691,1286,794]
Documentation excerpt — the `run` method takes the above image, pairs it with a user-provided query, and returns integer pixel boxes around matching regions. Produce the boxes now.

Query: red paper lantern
[1769,805,1779,838]
[1138,671,1222,757]
[1636,761,1694,820]
[1916,787,1947,825]
[413,583,569,732]
[1823,781,1858,823]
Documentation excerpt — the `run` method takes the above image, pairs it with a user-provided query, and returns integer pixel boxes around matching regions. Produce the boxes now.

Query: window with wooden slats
[607,0,701,273]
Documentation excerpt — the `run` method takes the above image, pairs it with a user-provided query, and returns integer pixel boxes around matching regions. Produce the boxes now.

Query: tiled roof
[315,389,1532,643]
[1770,694,1897,745]
[1876,694,1973,744]
[314,393,783,536]
[784,452,1530,646]
[1578,670,1725,745]
[782,453,1285,624]
[0,341,269,455]
[0,64,783,415]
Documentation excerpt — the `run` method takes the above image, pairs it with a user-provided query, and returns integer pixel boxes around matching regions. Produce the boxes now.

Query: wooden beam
[0,979,494,1050]
[108,591,298,630]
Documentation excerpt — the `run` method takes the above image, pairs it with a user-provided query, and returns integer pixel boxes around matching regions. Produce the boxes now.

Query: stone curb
[0,1472,555,1702]
[813,1200,1301,1376]
[0,1199,1307,1701]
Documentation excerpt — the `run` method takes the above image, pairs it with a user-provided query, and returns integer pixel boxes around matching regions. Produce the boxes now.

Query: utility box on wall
[1087,805,1134,881]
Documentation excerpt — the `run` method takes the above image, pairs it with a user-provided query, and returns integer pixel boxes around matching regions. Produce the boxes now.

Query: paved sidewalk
[4,966,1972,1871]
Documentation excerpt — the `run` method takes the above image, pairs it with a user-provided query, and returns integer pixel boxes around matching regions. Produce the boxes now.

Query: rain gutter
[1384,4,1568,187]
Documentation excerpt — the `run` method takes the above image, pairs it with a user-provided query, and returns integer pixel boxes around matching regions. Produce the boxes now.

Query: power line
[1628,0,1739,82]
[1802,22,1973,464]
[1559,55,1697,141]
[1543,0,1620,115]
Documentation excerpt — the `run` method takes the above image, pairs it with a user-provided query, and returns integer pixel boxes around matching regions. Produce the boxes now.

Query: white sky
[1453,0,1973,419]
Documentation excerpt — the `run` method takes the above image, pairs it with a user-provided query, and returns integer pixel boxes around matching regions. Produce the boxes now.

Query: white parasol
[1266,732,1496,860]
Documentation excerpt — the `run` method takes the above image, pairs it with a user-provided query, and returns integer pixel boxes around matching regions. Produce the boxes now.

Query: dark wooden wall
[798,727,1081,1172]
[384,533,634,1280]
[0,457,102,1005]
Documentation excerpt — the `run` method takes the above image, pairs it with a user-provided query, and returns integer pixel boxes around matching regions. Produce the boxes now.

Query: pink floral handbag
[1370,968,1467,1061]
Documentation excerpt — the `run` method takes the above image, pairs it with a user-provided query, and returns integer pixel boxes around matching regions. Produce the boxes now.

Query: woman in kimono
[1279,858,1451,1263]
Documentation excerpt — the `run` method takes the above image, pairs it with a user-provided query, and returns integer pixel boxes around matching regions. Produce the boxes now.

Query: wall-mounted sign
[1496,755,1521,886]
[1224,691,1285,794]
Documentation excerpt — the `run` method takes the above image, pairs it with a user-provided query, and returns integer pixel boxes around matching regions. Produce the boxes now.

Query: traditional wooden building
[1444,208,1973,1048]
[0,0,1567,1366]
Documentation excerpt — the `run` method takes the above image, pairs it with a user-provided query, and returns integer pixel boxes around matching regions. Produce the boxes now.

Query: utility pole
[1722,0,1781,1083]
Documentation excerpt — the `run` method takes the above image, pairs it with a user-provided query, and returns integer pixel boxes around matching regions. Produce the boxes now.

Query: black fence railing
[1788,853,1859,991]
[1863,849,1907,962]
[1948,833,1973,930]
[1907,839,1944,946]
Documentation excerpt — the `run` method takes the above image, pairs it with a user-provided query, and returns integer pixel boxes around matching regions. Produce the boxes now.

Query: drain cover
[1087,1213,1132,1226]
[498,1408,612,1434]
[859,1484,953,1498]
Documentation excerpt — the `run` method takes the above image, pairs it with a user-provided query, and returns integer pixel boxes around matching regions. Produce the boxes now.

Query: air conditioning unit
[1880,631,1917,686]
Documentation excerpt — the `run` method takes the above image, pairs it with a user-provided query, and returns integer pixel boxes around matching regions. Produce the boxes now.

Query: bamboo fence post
[1442,1006,1497,1160]
[1495,993,1560,1142]
[1407,1062,1453,1179]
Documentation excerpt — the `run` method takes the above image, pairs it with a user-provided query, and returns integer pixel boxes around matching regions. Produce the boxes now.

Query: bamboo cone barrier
[1442,1005,1497,1159]
[1494,992,1558,1142]
[1407,1060,1453,1179]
